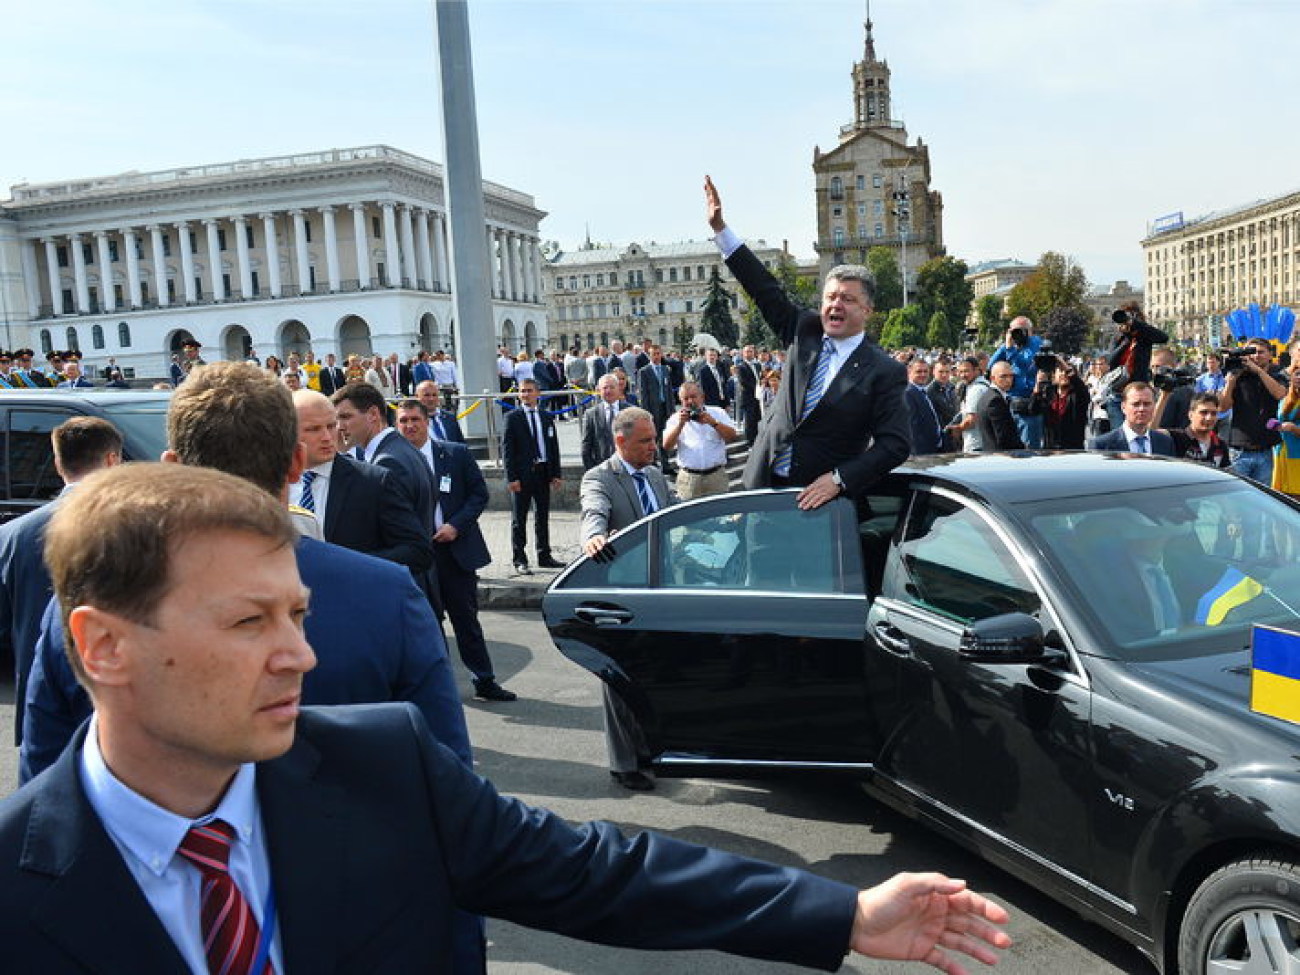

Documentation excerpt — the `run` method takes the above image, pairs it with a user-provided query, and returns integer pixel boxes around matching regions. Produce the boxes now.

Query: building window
[875,223,884,238]
[303,221,312,243]
[92,324,105,349]
[373,216,382,238]
[162,235,172,257]
[872,173,883,188]
[250,271,260,296]
[685,301,693,313]
[669,268,678,282]
[119,321,132,347]
[108,240,119,263]
[830,176,844,200]
[167,279,177,301]
[858,227,868,241]
[858,204,867,217]
[856,175,865,191]
[61,288,73,309]
[141,281,150,303]
[874,199,885,216]
[194,277,203,299]
[596,273,604,286]
[569,276,577,289]
[56,245,68,268]
[583,275,591,288]
[612,302,619,315]
[66,326,80,351]
[308,266,317,291]
[246,224,255,248]
[134,238,144,260]
[697,265,705,279]
[222,273,232,295]
[834,227,845,246]
[83,243,95,265]
[657,301,665,314]
[833,207,843,218]
[39,329,52,354]
[114,284,124,305]
[682,267,691,282]
[189,232,199,254]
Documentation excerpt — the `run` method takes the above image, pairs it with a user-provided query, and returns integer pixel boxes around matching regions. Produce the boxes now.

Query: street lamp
[891,166,912,307]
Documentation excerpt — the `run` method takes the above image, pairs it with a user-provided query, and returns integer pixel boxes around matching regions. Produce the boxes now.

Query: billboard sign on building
[1150,212,1185,235]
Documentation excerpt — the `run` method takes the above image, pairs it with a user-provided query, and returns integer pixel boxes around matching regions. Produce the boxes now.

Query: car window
[7,410,76,501]
[888,493,1041,623]
[561,528,649,589]
[658,499,839,593]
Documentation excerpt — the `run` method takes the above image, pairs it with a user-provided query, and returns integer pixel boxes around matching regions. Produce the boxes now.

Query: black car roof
[898,451,1234,504]
[0,390,171,409]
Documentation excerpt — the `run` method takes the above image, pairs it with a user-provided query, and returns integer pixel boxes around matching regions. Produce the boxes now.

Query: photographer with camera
[1150,347,1199,430]
[989,315,1045,447]
[1219,337,1287,484]
[1164,392,1232,469]
[663,379,737,499]
[1028,355,1090,449]
[1104,302,1168,428]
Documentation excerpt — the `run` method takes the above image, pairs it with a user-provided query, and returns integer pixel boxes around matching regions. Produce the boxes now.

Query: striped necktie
[773,337,836,477]
[631,470,657,516]
[177,821,271,975]
[298,470,317,513]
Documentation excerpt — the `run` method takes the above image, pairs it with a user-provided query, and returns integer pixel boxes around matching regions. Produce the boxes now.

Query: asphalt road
[0,610,1157,974]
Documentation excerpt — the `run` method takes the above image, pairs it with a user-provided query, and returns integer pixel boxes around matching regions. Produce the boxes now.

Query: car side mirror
[959,612,1049,664]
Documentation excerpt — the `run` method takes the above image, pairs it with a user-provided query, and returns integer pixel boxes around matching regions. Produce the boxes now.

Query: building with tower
[812,11,944,295]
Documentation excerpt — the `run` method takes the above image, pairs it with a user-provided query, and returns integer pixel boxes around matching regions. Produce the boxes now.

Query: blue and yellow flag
[1251,626,1300,726]
[1195,567,1264,626]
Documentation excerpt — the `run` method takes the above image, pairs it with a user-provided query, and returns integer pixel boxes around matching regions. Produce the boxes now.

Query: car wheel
[1178,857,1300,975]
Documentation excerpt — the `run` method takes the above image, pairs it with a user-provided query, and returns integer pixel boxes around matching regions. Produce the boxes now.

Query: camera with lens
[686,406,706,421]
[1219,347,1252,372]
[1009,327,1029,347]
[1151,366,1196,392]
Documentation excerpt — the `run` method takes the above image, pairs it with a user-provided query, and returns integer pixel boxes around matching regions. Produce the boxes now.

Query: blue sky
[4,0,1298,289]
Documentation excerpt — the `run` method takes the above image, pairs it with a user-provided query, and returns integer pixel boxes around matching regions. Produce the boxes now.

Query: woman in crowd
[1030,358,1090,449]
[1271,364,1300,498]
[1085,356,1112,439]
[611,366,636,405]
[513,350,534,385]
[264,354,282,378]
[344,354,366,384]
[759,369,781,419]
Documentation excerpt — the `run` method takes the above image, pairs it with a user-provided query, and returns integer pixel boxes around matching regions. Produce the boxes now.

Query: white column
[431,211,447,290]
[512,233,526,302]
[350,203,370,287]
[399,204,418,287]
[70,234,91,312]
[500,231,516,301]
[320,206,341,291]
[95,232,116,311]
[291,209,311,294]
[485,228,499,297]
[148,226,170,307]
[203,219,224,301]
[21,241,41,317]
[123,229,143,307]
[381,202,400,287]
[177,222,197,302]
[415,209,434,289]
[233,216,253,298]
[42,239,63,316]
[260,213,282,297]
[529,237,542,302]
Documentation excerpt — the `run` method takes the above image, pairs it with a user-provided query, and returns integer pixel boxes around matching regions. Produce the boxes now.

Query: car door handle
[871,621,912,657]
[575,606,634,627]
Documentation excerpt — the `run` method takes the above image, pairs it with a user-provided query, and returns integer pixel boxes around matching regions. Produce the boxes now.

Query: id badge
[439,475,452,493]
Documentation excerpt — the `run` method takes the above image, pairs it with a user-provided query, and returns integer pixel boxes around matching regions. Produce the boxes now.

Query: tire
[1178,856,1300,975]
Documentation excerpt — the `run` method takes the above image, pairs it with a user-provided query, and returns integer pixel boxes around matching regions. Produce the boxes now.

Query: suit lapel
[324,457,352,538]
[258,733,348,974]
[812,339,872,416]
[25,731,190,974]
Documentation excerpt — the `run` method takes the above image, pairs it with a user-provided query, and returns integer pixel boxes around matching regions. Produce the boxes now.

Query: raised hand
[704,175,725,233]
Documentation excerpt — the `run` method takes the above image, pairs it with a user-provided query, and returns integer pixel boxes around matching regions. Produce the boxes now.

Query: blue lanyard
[251,885,277,974]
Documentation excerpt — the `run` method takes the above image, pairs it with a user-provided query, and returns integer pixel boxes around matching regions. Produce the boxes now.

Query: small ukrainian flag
[1251,626,1300,726]
[1195,567,1264,626]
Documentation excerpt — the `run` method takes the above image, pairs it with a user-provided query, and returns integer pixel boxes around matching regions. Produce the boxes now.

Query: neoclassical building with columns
[0,145,547,378]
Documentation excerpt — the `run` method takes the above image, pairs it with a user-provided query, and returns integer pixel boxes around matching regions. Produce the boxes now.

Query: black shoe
[610,770,655,791]
[513,562,532,575]
[474,679,517,702]
[537,556,566,569]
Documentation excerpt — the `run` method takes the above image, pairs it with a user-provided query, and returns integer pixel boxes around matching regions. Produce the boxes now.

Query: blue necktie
[632,470,656,516]
[354,446,365,461]
[774,337,835,477]
[1134,435,1149,454]
[299,470,317,513]
[433,415,447,440]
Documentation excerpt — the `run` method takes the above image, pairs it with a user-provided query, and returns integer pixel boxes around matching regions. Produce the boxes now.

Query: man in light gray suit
[579,407,674,789]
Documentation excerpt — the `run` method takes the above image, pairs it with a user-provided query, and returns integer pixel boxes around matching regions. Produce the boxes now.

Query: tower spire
[864,0,877,61]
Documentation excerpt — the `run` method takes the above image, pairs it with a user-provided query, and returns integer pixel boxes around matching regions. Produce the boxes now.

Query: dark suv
[0,391,170,524]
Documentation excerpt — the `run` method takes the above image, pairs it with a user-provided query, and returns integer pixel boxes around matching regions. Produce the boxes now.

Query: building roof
[547,238,776,266]
[1144,185,1300,242]
[965,259,1034,277]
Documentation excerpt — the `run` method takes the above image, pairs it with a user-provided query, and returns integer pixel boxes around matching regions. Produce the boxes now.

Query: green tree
[1041,305,1093,356]
[1004,251,1090,328]
[700,267,739,348]
[925,311,955,348]
[672,318,692,357]
[879,305,924,349]
[914,257,973,344]
[866,247,903,313]
[742,305,778,348]
[745,255,817,348]
[976,294,1004,345]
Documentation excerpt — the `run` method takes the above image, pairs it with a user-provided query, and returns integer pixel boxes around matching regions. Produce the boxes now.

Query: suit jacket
[637,362,675,427]
[502,406,561,483]
[735,358,761,408]
[369,430,436,538]
[532,359,560,391]
[976,387,1025,451]
[905,384,944,455]
[429,408,465,445]
[426,440,491,573]
[0,500,58,743]
[412,360,435,386]
[580,401,619,470]
[580,455,674,541]
[20,536,472,783]
[322,454,432,573]
[385,362,413,397]
[2,704,857,974]
[1087,427,1176,456]
[727,245,909,494]
[926,380,960,428]
[693,361,731,409]
[318,365,347,396]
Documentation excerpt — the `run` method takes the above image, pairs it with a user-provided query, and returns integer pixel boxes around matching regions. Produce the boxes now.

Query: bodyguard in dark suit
[317,353,346,395]
[706,177,909,507]
[502,379,564,572]
[0,417,121,743]
[1,461,1009,975]
[905,359,945,455]
[415,379,466,443]
[693,348,732,410]
[397,399,516,703]
[1087,381,1176,455]
[637,344,676,435]
[735,346,763,443]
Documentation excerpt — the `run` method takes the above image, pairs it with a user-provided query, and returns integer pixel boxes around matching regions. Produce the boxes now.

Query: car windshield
[1018,479,1300,660]
[100,403,169,459]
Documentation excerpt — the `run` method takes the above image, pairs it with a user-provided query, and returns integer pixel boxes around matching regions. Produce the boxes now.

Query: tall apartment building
[812,16,944,291]
[0,146,547,377]
[1142,188,1300,345]
[543,238,789,352]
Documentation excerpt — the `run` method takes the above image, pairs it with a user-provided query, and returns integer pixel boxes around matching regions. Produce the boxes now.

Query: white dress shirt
[80,716,283,975]
[414,437,446,529]
[288,460,332,520]
[670,405,730,470]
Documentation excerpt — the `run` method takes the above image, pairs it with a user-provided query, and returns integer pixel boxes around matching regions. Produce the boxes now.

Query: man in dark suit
[55,361,94,388]
[397,399,516,703]
[1087,381,1176,455]
[291,390,432,574]
[0,417,121,744]
[1,460,1009,974]
[416,379,466,443]
[580,374,623,470]
[317,352,346,396]
[927,358,961,449]
[502,378,564,574]
[735,344,763,443]
[905,359,945,455]
[384,352,414,397]
[332,382,441,610]
[693,347,731,410]
[637,343,676,437]
[706,177,909,509]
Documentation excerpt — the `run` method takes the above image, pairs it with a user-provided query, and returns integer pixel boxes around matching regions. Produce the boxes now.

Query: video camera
[1032,340,1058,374]
[1151,366,1196,392]
[1218,347,1253,372]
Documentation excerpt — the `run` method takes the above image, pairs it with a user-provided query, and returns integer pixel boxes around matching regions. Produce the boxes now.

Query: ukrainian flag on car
[1195,567,1263,626]
[1251,626,1300,726]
